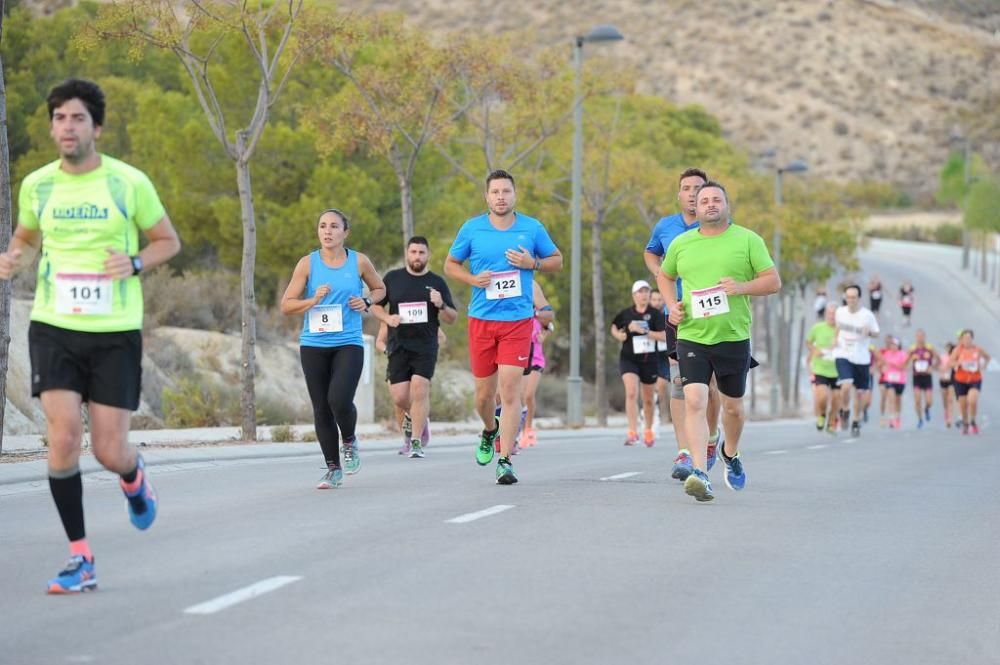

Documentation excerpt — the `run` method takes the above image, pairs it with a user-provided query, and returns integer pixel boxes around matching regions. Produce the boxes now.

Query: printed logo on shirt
[52,203,109,220]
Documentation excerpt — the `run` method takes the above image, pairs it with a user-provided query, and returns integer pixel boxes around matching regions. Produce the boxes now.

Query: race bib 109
[398,301,429,324]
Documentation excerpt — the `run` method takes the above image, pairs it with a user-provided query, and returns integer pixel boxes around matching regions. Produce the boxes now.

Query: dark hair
[845,284,863,297]
[318,208,350,230]
[695,180,728,202]
[47,78,106,127]
[960,329,974,338]
[486,169,515,190]
[678,167,708,186]
[407,236,429,249]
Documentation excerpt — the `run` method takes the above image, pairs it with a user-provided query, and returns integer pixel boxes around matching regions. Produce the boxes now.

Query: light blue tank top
[299,249,364,348]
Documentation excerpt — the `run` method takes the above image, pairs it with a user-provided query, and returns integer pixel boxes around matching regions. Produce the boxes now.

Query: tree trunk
[784,290,797,411]
[236,132,258,441]
[591,213,607,426]
[981,232,988,284]
[398,171,414,251]
[0,48,11,453]
[793,285,807,410]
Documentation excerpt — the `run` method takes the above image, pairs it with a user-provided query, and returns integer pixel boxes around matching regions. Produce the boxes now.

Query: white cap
[631,279,651,293]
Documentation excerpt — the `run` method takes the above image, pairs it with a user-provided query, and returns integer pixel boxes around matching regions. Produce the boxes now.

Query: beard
[408,259,427,272]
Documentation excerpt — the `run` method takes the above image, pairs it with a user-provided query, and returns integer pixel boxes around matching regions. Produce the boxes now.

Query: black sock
[120,464,139,485]
[49,471,85,542]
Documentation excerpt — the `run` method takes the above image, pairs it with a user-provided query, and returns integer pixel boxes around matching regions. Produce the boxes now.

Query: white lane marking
[807,444,828,450]
[843,437,858,443]
[600,471,643,481]
[446,504,515,524]
[184,576,302,615]
[764,450,788,455]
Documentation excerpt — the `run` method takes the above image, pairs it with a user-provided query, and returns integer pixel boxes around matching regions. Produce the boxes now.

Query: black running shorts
[676,339,753,398]
[387,346,439,384]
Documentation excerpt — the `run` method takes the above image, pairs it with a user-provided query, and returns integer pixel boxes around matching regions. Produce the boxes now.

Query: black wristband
[362,297,372,311]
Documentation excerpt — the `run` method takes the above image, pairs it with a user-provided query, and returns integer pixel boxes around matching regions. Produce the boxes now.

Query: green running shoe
[496,456,518,485]
[476,418,499,466]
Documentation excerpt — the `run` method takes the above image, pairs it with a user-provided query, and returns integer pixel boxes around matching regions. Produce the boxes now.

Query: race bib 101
[485,270,522,300]
[690,285,730,318]
[55,273,112,315]
[398,301,429,324]
[308,304,343,334]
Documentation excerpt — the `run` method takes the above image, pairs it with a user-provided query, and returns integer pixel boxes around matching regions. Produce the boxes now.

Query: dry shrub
[270,424,297,442]
[142,267,241,333]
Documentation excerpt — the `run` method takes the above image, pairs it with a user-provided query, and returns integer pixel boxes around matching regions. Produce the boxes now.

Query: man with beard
[371,236,457,458]
[445,169,562,484]
[658,181,780,502]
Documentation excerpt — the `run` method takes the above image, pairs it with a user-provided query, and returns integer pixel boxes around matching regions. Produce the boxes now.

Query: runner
[281,208,385,487]
[876,334,892,427]
[643,167,723,482]
[876,336,908,429]
[867,274,883,315]
[938,341,956,429]
[376,323,444,452]
[0,79,181,593]
[657,180,780,502]
[611,280,667,447]
[949,329,992,435]
[649,289,672,429]
[521,282,555,448]
[370,236,457,459]
[899,281,915,327]
[813,287,828,321]
[832,284,881,438]
[444,169,562,484]
[908,328,937,428]
[805,303,840,432]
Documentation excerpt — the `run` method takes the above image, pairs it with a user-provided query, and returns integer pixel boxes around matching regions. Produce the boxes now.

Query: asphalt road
[1,239,999,665]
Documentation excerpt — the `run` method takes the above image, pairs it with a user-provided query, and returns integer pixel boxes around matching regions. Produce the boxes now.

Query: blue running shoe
[722,449,747,491]
[342,438,361,475]
[670,450,693,481]
[707,432,723,471]
[121,454,157,531]
[47,555,97,594]
[317,467,343,489]
[683,469,714,502]
[496,457,518,485]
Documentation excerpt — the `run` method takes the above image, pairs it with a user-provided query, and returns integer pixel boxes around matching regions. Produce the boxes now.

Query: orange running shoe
[522,427,537,447]
[643,429,655,447]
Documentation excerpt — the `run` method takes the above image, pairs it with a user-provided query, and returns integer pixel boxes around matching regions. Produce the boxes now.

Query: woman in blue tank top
[280,209,385,489]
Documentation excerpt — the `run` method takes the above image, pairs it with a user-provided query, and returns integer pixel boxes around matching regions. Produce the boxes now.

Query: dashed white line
[843,437,858,443]
[446,504,515,524]
[806,444,828,450]
[600,471,643,481]
[183,576,302,615]
[764,450,788,455]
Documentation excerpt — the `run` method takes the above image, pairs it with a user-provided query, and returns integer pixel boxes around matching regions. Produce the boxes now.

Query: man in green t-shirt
[0,79,181,593]
[657,181,781,502]
[806,303,841,433]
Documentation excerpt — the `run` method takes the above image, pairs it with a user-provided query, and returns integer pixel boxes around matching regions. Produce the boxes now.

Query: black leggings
[300,345,364,468]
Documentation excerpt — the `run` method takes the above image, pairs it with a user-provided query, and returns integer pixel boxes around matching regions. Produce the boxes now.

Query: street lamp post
[768,159,807,417]
[567,24,623,427]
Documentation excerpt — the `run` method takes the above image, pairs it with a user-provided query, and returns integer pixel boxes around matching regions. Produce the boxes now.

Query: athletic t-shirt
[806,321,838,378]
[645,213,699,299]
[909,343,935,375]
[448,212,558,322]
[833,306,880,364]
[612,305,665,363]
[880,349,909,385]
[661,224,774,345]
[378,268,454,354]
[954,346,984,384]
[18,155,166,332]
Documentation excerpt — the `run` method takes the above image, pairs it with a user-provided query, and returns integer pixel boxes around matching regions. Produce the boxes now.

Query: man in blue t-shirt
[643,167,723,482]
[445,169,562,485]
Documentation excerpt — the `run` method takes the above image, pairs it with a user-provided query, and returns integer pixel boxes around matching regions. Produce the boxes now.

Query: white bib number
[914,360,930,373]
[961,360,979,372]
[656,340,668,352]
[308,305,343,333]
[398,301,429,324]
[821,348,834,360]
[55,273,112,315]
[690,285,730,318]
[632,335,656,355]
[485,270,522,300]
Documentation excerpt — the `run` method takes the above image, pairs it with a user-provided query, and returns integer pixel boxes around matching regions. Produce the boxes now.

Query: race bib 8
[485,270,522,300]
[690,285,730,318]
[308,304,343,333]
[55,273,112,315]
[632,335,656,355]
[398,301,429,324]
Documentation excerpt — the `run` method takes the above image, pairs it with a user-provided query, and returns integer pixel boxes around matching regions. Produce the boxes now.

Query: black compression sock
[49,470,86,542]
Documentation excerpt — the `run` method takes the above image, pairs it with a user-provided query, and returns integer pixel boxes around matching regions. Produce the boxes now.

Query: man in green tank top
[0,79,181,593]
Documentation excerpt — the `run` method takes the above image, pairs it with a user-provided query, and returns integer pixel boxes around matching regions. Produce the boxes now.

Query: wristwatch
[130,255,143,276]
[362,297,372,311]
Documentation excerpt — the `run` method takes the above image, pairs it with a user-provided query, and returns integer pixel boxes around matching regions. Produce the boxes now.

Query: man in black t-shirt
[371,236,457,458]
[611,280,667,447]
